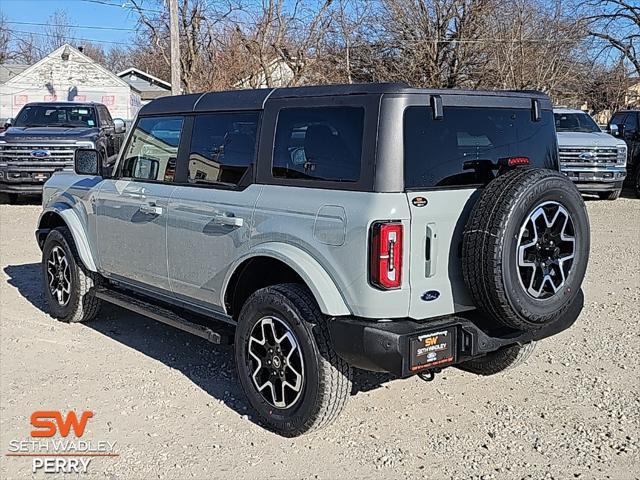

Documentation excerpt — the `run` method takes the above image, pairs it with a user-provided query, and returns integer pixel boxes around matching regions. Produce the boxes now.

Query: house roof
[118,67,171,89]
[3,44,130,89]
[0,64,30,84]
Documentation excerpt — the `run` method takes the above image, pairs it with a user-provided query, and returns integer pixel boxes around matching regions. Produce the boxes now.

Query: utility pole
[169,0,181,95]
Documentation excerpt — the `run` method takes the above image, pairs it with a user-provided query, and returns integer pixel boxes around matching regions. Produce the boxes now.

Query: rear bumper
[329,290,583,377]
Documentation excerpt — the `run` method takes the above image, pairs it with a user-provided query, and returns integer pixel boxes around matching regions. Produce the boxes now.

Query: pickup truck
[0,102,126,202]
[554,108,627,200]
[608,109,640,197]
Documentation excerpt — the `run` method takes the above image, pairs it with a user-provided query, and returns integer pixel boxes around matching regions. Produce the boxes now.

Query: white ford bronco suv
[37,84,589,436]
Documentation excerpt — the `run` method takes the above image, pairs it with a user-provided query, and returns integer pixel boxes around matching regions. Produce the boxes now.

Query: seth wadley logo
[6,411,118,474]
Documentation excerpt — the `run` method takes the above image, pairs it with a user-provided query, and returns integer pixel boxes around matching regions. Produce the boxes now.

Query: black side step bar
[94,287,232,345]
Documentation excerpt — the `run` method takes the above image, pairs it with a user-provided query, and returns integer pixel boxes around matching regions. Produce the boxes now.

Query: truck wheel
[456,342,536,376]
[234,283,352,437]
[42,227,102,323]
[462,168,590,331]
[598,190,621,200]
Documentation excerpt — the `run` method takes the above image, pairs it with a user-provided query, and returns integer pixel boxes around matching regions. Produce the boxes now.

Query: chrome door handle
[213,214,243,227]
[139,203,163,215]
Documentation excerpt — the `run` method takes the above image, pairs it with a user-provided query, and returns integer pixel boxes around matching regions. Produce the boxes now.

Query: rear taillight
[369,221,403,290]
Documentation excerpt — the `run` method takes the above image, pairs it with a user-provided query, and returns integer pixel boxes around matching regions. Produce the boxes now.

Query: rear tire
[457,342,536,376]
[462,168,590,331]
[234,283,352,437]
[598,189,621,200]
[42,227,102,323]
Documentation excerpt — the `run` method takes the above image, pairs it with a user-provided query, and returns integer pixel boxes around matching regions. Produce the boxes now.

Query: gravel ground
[0,193,639,480]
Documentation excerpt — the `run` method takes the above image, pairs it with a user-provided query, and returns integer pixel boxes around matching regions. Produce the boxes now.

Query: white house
[118,67,172,105]
[0,44,141,120]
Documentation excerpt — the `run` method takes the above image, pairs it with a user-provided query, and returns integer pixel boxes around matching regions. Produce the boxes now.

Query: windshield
[554,112,600,133]
[13,105,97,128]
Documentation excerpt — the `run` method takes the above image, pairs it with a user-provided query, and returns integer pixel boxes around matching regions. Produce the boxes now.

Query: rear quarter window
[272,106,364,183]
[404,106,558,189]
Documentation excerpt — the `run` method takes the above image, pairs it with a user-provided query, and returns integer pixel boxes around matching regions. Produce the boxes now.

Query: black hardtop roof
[138,82,553,116]
[21,102,104,108]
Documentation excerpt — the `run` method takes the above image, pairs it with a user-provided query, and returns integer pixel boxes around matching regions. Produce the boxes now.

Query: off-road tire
[598,189,621,200]
[462,168,590,331]
[235,283,352,437]
[42,227,102,323]
[456,342,536,376]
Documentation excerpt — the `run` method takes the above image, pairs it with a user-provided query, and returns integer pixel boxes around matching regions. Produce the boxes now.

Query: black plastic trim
[328,290,584,377]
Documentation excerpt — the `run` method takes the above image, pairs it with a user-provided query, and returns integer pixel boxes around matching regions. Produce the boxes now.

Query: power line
[6,21,137,32]
[80,0,163,14]
[8,29,132,46]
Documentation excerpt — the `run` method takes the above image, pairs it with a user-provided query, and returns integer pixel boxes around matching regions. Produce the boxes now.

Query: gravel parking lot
[1,194,639,480]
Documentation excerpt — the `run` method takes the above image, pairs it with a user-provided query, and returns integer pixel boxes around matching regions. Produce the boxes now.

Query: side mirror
[113,118,126,134]
[4,117,13,129]
[609,124,619,136]
[74,148,101,176]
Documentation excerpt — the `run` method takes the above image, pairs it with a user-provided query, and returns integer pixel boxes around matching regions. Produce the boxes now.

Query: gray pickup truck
[554,108,627,200]
[0,102,125,202]
[37,84,590,436]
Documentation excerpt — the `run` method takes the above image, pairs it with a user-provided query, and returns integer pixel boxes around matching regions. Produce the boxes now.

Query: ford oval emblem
[31,149,51,158]
[578,151,595,160]
[421,290,440,301]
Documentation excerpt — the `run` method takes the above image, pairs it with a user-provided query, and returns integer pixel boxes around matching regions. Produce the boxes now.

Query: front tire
[234,283,352,437]
[42,227,102,323]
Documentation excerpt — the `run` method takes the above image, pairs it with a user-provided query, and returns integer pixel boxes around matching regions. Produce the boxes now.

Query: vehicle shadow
[4,262,396,430]
[0,194,42,205]
[3,263,47,312]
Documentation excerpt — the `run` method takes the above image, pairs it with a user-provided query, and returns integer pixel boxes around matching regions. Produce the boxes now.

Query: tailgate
[406,189,478,319]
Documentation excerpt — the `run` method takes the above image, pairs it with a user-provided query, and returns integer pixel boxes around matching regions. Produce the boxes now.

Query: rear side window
[609,113,627,126]
[188,112,259,187]
[119,116,183,182]
[624,112,638,132]
[404,107,558,189]
[273,107,364,182]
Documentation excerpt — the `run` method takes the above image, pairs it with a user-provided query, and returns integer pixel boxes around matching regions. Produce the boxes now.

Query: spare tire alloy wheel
[517,201,575,299]
[248,316,305,409]
[462,168,590,332]
[47,245,72,306]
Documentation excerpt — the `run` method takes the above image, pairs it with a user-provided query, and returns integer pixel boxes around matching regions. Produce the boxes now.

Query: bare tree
[0,12,11,63]
[375,0,495,88]
[481,0,587,94]
[234,0,334,87]
[43,10,73,52]
[131,0,238,92]
[583,0,639,76]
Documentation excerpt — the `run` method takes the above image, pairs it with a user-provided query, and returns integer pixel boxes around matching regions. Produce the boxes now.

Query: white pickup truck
[554,108,627,200]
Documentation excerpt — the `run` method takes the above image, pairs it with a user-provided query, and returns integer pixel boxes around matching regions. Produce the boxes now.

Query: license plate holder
[33,173,49,182]
[408,326,456,373]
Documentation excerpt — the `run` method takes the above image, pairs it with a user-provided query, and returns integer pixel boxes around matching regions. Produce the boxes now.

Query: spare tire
[462,168,589,331]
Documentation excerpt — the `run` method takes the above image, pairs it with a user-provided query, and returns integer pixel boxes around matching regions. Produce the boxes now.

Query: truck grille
[558,147,618,167]
[0,144,77,164]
